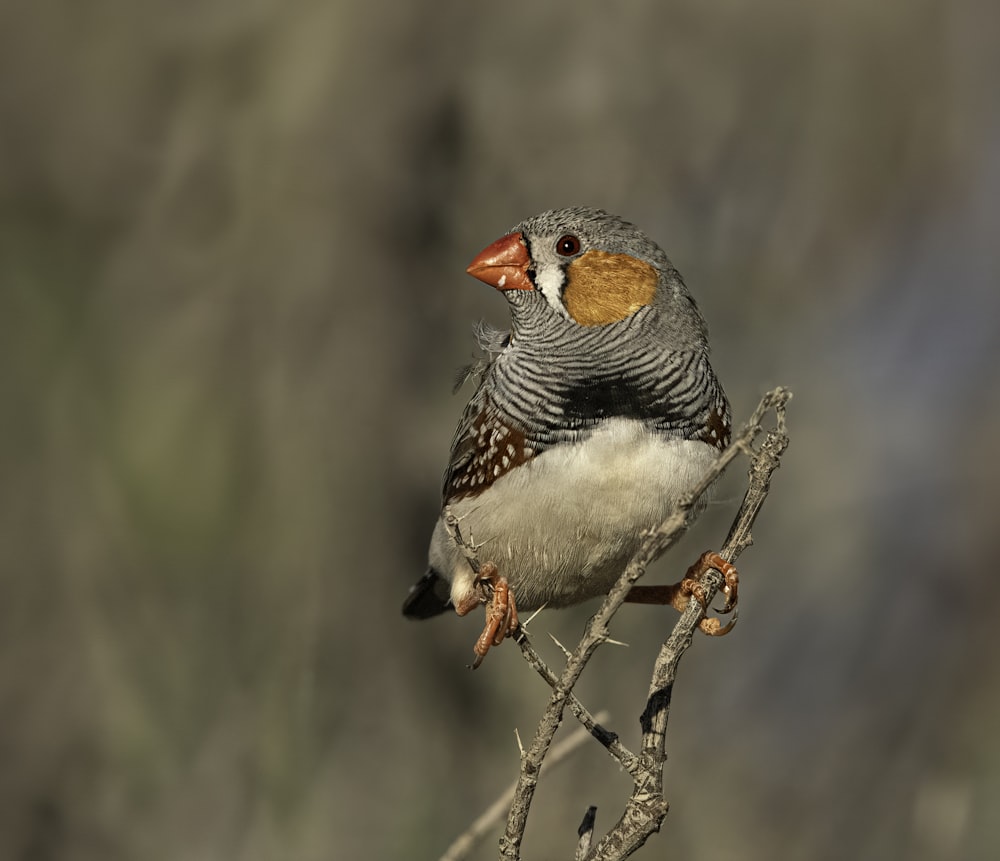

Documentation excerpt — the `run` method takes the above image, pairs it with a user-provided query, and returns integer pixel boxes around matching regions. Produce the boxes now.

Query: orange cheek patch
[563,251,658,326]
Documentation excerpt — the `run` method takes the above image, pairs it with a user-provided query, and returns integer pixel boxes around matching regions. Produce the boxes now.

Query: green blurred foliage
[1,1,999,859]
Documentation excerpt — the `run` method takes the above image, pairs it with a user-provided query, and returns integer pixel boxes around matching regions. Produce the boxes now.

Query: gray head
[466,207,709,350]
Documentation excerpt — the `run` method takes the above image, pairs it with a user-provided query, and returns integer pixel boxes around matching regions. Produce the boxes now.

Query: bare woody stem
[501,388,790,861]
[587,397,789,859]
[442,387,791,861]
[440,716,610,861]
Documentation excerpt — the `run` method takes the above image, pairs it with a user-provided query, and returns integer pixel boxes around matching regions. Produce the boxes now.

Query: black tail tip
[402,571,452,619]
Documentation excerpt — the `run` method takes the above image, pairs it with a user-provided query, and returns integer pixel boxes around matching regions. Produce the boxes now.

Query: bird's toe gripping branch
[454,561,520,669]
[681,551,739,636]
[625,550,739,636]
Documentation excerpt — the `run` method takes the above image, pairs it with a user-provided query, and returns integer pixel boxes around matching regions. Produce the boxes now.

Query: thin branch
[444,518,644,777]
[444,511,483,575]
[439,714,610,861]
[442,388,791,861]
[515,634,642,777]
[499,388,791,861]
[586,391,791,860]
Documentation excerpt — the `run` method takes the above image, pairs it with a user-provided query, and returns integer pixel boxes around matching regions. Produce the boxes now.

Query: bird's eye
[555,235,581,257]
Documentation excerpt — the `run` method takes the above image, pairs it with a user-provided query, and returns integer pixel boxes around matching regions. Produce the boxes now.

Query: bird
[402,207,737,666]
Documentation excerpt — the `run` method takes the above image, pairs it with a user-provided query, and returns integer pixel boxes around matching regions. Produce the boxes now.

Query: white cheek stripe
[535,263,570,320]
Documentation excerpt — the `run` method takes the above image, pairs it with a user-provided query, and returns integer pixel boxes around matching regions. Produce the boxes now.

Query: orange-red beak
[466,232,533,291]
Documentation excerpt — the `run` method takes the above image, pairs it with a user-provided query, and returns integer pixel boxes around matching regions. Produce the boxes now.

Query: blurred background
[2,0,998,859]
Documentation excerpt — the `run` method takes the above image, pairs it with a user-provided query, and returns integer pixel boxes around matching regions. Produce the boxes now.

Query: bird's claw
[467,562,519,668]
[681,550,739,636]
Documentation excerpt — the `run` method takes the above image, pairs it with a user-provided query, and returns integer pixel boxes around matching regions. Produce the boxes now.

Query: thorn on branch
[549,632,572,659]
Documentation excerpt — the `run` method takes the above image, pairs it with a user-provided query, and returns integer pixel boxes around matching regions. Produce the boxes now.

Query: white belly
[430,419,718,610]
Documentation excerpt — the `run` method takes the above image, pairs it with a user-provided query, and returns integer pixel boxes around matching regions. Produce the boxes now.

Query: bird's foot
[625,550,739,636]
[681,551,739,636]
[453,561,520,668]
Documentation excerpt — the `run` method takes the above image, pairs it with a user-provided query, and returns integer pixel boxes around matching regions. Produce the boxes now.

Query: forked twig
[443,388,791,861]
[587,391,790,859]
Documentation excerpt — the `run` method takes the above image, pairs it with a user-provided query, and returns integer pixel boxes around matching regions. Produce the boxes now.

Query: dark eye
[555,234,581,256]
